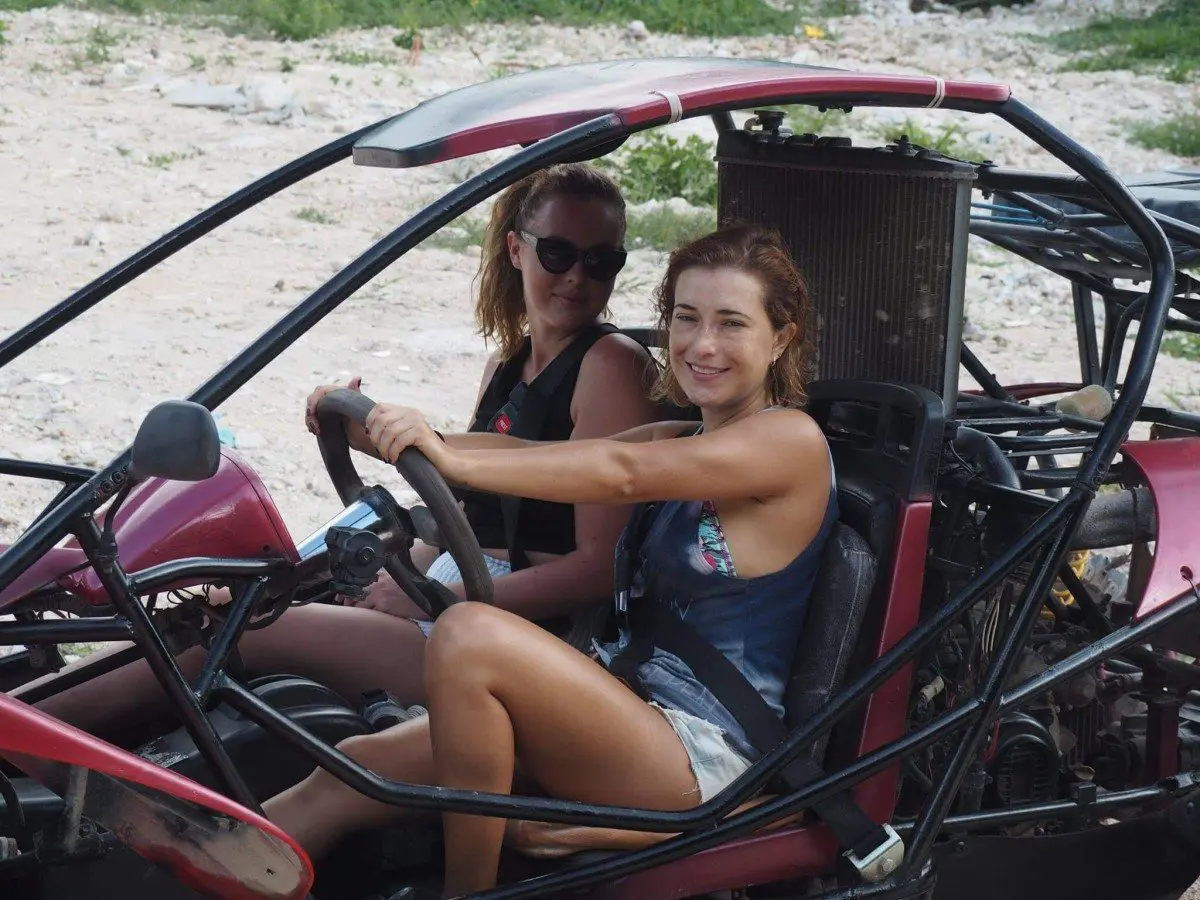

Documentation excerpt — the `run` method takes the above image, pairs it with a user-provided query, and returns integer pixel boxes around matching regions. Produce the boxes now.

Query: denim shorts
[649,702,753,803]
[409,551,512,637]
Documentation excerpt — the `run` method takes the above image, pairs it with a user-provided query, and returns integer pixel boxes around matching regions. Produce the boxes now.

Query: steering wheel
[313,388,493,616]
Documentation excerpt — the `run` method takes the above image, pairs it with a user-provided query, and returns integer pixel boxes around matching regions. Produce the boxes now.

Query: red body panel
[850,500,931,818]
[0,692,313,899]
[0,449,297,611]
[597,502,932,898]
[354,59,1011,168]
[1122,438,1200,618]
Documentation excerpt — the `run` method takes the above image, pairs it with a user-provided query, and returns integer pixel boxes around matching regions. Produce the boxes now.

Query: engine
[904,504,1200,828]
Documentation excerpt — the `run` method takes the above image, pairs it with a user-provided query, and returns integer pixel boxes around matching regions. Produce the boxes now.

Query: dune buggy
[1,57,1199,900]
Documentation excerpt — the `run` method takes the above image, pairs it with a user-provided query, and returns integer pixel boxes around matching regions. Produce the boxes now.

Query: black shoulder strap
[603,476,892,866]
[500,323,619,570]
[637,607,889,860]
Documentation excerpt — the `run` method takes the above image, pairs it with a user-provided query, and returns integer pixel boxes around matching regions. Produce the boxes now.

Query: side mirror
[131,400,221,482]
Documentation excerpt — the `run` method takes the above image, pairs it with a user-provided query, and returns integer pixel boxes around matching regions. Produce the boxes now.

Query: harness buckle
[844,823,904,883]
[615,589,629,615]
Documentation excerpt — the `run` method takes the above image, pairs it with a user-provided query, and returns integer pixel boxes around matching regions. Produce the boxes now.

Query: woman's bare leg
[18,603,430,738]
[424,602,701,898]
[263,716,439,861]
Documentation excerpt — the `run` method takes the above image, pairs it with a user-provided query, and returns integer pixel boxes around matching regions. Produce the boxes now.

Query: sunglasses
[519,230,627,282]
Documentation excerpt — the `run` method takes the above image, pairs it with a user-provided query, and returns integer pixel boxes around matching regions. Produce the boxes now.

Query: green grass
[295,206,338,224]
[327,47,398,65]
[1128,113,1200,157]
[597,131,717,208]
[68,23,121,68]
[1052,0,1200,81]
[626,203,714,251]
[872,117,988,161]
[0,0,797,41]
[1162,331,1200,361]
[145,146,203,168]
[784,104,854,135]
[426,214,489,252]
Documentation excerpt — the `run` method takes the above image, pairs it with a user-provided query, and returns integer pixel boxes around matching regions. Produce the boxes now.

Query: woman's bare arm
[442,407,828,506]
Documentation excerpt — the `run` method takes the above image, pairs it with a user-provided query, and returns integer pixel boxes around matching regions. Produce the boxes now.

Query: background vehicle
[1,58,1199,900]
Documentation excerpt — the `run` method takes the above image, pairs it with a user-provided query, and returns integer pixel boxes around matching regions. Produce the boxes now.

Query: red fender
[0,692,313,899]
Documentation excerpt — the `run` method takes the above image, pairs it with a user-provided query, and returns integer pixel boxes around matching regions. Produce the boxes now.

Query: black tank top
[454,324,619,560]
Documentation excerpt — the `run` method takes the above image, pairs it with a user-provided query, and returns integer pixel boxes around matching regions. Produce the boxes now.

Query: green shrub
[1052,0,1200,80]
[784,104,853,135]
[599,131,717,208]
[1128,114,1200,157]
[872,118,987,161]
[1162,331,1200,362]
[626,203,715,252]
[0,0,796,39]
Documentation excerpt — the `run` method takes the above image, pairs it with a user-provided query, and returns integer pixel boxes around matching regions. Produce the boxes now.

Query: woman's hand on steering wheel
[365,403,450,469]
[305,375,363,437]
[340,573,436,621]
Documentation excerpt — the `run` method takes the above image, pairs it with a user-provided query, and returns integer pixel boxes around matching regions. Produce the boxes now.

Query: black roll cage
[0,85,1197,900]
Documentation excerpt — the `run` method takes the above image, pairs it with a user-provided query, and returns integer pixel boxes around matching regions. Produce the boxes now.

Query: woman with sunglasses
[306,162,660,628]
[264,223,833,897]
[23,163,662,738]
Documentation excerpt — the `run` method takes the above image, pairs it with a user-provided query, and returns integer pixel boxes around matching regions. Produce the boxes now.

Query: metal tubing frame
[0,91,1187,897]
[69,514,261,814]
[1073,283,1102,385]
[958,343,1011,401]
[193,578,267,703]
[890,779,1180,835]
[6,644,144,706]
[129,557,286,594]
[0,459,94,484]
[0,618,133,645]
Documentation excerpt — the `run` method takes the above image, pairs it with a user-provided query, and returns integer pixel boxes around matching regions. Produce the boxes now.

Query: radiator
[716,129,976,409]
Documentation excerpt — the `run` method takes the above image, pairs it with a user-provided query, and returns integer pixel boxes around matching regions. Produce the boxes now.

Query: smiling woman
[652,223,814,419]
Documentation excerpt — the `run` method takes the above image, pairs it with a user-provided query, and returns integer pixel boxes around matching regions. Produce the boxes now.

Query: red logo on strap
[494,413,512,434]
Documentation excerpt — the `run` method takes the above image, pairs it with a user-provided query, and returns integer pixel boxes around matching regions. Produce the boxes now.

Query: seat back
[785,380,942,771]
[784,475,893,763]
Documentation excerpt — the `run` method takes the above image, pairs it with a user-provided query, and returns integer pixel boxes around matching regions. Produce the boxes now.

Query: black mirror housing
[131,400,221,482]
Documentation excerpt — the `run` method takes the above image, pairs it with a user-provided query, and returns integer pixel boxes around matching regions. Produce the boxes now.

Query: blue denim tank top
[594,445,838,762]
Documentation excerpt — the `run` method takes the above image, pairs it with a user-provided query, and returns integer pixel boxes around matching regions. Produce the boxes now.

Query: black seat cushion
[783,472,896,763]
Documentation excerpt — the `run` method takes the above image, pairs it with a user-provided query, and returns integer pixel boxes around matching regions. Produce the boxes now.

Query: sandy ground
[0,2,1198,895]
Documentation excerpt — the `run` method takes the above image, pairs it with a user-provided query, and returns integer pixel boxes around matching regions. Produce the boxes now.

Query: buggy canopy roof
[352,56,1011,168]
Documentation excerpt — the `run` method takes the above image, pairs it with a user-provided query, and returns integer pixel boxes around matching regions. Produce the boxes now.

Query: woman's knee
[426,602,520,681]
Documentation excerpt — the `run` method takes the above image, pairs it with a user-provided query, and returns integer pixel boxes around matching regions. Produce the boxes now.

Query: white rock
[235,429,266,449]
[166,82,246,110]
[306,96,339,119]
[73,225,109,248]
[626,20,650,41]
[243,77,296,113]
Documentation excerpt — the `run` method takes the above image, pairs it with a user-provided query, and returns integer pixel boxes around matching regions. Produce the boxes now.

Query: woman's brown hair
[475,162,626,360]
[651,222,815,409]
